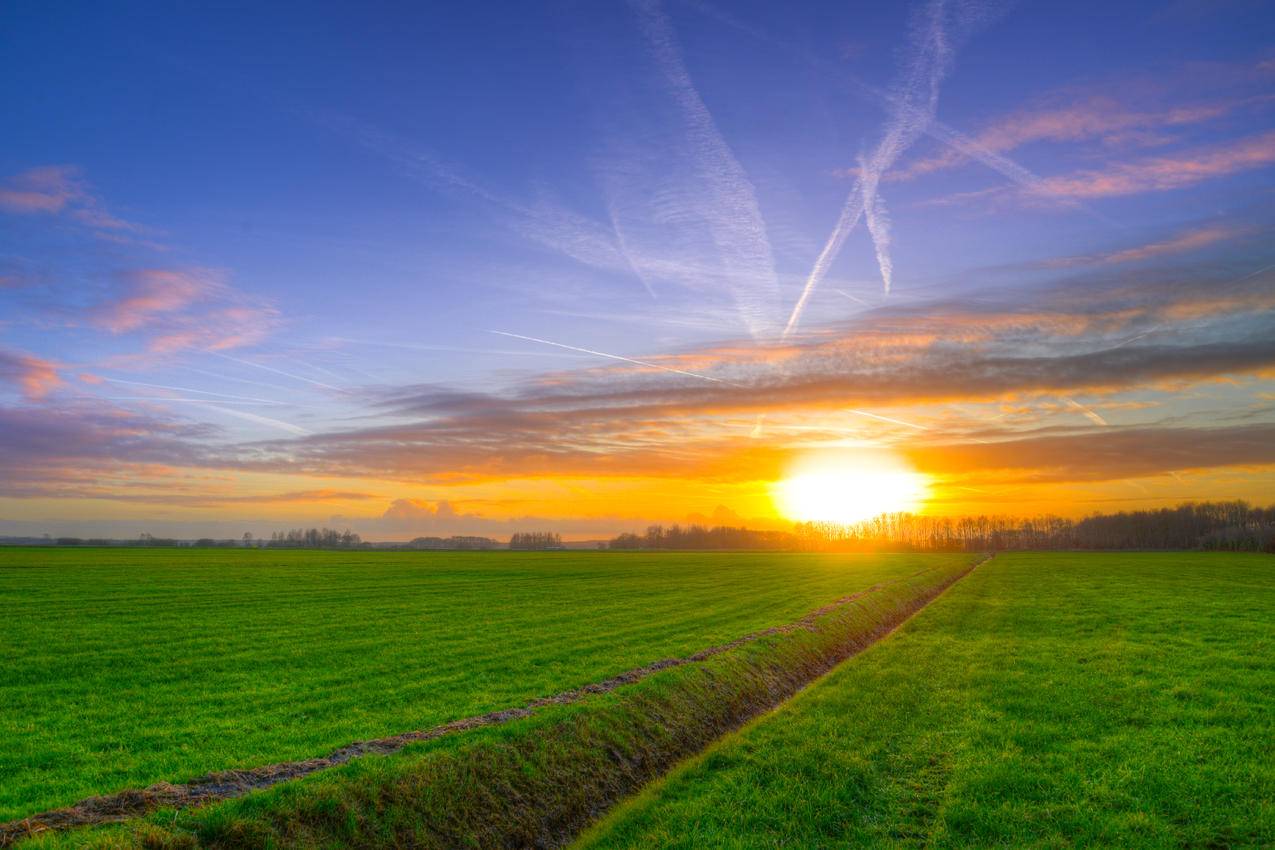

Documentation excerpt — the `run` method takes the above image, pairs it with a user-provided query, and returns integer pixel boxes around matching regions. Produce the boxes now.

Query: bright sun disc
[773,452,928,524]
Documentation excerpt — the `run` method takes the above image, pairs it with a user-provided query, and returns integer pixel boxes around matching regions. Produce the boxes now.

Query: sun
[772,451,929,525]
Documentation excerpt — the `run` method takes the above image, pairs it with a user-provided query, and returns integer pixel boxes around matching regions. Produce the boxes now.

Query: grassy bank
[579,552,1275,849]
[10,554,980,848]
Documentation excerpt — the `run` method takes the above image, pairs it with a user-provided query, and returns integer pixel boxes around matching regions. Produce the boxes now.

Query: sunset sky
[2,1,1274,539]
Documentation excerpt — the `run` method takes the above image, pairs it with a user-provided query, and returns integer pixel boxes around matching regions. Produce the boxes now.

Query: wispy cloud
[1035,129,1275,199]
[897,91,1268,180]
[0,165,146,238]
[309,112,643,293]
[629,0,781,337]
[932,129,1275,206]
[1015,223,1251,270]
[906,422,1275,483]
[0,166,80,214]
[0,348,63,400]
[209,352,345,393]
[491,330,736,385]
[90,268,278,356]
[92,269,216,333]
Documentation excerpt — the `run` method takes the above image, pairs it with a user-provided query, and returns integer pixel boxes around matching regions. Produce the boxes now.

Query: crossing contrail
[848,409,930,430]
[491,331,738,385]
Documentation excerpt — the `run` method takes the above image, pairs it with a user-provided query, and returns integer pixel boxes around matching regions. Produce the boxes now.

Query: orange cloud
[88,268,278,356]
[0,165,144,237]
[897,94,1256,180]
[906,423,1275,484]
[0,165,80,213]
[92,269,216,333]
[0,349,64,400]
[1029,223,1249,269]
[1034,130,1275,199]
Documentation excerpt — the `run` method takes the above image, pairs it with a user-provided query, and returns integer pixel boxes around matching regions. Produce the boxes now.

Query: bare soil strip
[0,555,989,847]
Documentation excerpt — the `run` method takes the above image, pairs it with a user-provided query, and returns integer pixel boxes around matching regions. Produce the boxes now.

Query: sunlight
[772,450,929,525]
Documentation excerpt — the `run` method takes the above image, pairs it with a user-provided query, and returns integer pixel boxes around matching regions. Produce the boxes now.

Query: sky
[1,0,1274,540]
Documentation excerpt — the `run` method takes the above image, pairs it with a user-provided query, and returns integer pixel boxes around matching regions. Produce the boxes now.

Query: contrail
[279,353,346,382]
[630,0,781,337]
[834,289,873,307]
[605,196,659,301]
[1107,325,1161,350]
[689,0,1107,331]
[183,367,296,394]
[848,409,930,430]
[209,352,345,392]
[1064,397,1108,427]
[787,0,981,332]
[110,396,310,436]
[105,397,280,407]
[689,0,1060,207]
[103,377,283,405]
[860,153,894,295]
[491,330,736,385]
[332,337,592,359]
[1233,261,1275,283]
[200,403,311,436]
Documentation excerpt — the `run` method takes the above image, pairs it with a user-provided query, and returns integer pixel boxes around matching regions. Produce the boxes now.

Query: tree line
[509,532,563,550]
[609,502,1275,553]
[265,528,364,548]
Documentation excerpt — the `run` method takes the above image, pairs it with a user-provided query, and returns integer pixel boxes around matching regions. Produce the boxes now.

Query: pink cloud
[895,78,1269,181]
[1035,130,1275,199]
[1035,223,1249,269]
[89,268,279,357]
[0,164,145,238]
[0,165,81,214]
[92,269,217,333]
[0,348,64,400]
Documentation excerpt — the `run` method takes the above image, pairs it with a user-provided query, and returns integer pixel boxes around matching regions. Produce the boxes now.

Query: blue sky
[2,0,1274,538]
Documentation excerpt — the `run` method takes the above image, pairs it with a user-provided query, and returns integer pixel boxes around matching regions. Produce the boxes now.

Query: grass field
[0,548,971,822]
[578,553,1275,849]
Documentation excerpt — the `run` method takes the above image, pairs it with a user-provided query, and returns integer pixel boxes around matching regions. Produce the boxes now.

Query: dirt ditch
[0,554,990,847]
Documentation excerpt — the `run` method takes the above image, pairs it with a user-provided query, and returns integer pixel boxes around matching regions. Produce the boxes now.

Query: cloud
[628,0,781,337]
[898,93,1264,180]
[92,269,216,333]
[90,268,278,355]
[0,165,144,236]
[3,261,1274,503]
[906,423,1275,483]
[347,497,637,540]
[0,348,64,400]
[0,165,80,214]
[219,268,1275,489]
[1022,223,1250,269]
[1034,129,1275,199]
[932,130,1275,207]
[0,403,215,498]
[70,488,382,508]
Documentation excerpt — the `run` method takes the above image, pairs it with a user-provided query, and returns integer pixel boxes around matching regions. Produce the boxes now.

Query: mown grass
[578,552,1275,849]
[17,554,979,849]
[0,547,969,821]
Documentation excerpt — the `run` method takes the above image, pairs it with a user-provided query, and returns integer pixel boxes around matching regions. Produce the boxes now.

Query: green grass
[0,547,969,822]
[578,553,1275,850]
[19,553,979,849]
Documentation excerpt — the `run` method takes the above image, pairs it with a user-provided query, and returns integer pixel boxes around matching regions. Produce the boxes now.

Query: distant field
[0,548,969,822]
[579,553,1275,849]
